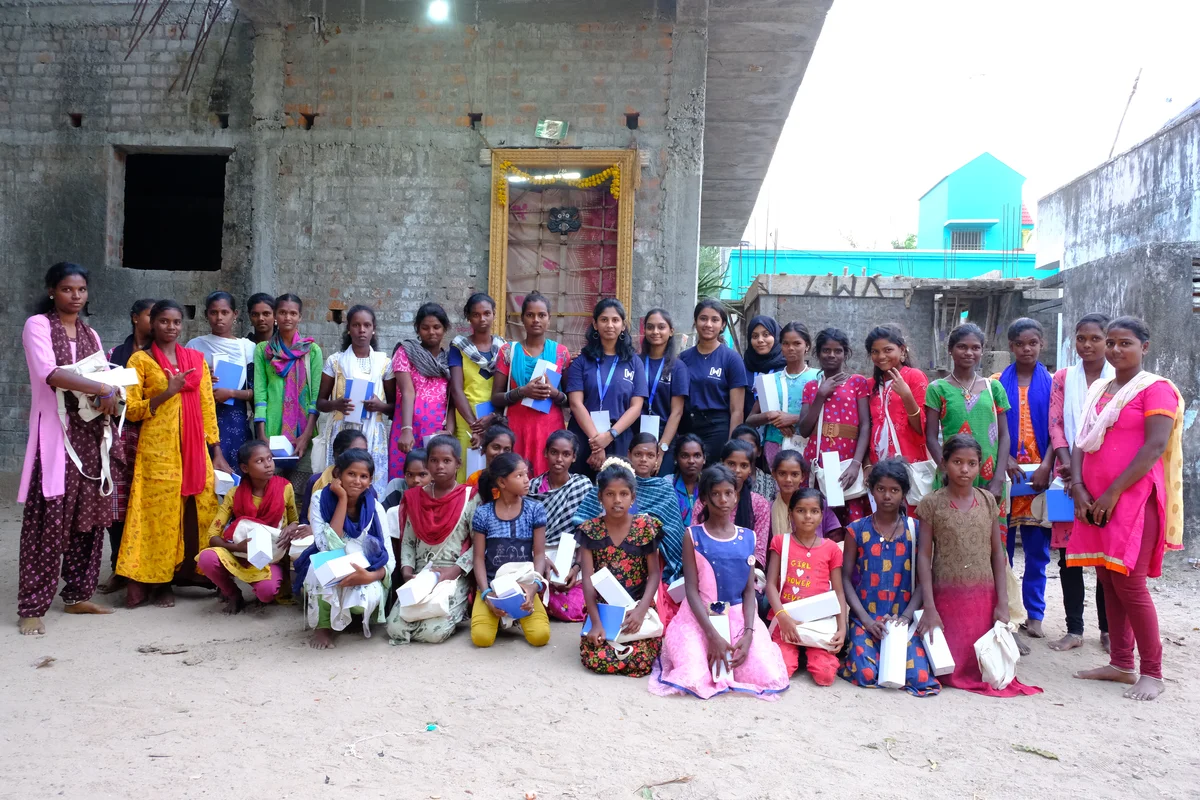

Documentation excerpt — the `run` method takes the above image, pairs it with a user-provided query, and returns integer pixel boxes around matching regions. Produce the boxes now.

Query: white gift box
[710,614,732,683]
[914,610,956,676]
[754,372,784,413]
[667,576,686,604]
[214,470,238,497]
[397,568,438,607]
[490,573,521,600]
[269,436,294,457]
[230,519,280,569]
[820,451,845,508]
[312,551,370,587]
[86,366,140,387]
[591,566,635,609]
[288,534,314,561]
[879,619,910,689]
[550,535,576,586]
[778,590,841,624]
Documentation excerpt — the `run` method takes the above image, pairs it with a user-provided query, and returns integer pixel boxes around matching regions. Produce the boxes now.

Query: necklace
[948,372,978,404]
[876,514,904,542]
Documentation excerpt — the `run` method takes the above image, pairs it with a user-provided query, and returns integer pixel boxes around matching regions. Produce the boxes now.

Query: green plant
[891,233,917,250]
[697,245,730,300]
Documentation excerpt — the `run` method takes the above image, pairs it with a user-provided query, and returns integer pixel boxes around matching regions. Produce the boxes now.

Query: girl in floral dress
[578,459,664,677]
[798,327,871,524]
[390,303,451,481]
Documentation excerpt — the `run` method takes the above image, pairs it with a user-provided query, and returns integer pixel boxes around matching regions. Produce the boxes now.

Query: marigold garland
[494,160,621,207]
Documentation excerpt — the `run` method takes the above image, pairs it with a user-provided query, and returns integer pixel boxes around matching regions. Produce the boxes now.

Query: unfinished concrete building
[0,0,833,471]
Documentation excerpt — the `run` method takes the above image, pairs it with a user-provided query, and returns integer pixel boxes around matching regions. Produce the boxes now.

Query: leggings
[1097,497,1163,679]
[470,591,550,648]
[197,549,283,604]
[1058,549,1107,636]
[684,410,731,467]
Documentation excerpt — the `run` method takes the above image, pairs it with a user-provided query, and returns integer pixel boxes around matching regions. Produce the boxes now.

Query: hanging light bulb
[427,0,450,22]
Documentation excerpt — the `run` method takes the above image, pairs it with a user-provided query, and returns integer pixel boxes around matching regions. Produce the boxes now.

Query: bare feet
[1101,632,1111,653]
[152,587,176,608]
[1123,675,1165,701]
[309,629,336,650]
[1048,633,1083,651]
[1074,664,1137,684]
[64,601,114,615]
[98,574,126,594]
[219,593,245,616]
[126,581,149,609]
[1022,618,1045,638]
[18,617,45,635]
[1013,631,1031,656]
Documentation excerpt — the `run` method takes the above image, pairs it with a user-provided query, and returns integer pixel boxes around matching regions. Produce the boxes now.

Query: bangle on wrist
[401,425,413,431]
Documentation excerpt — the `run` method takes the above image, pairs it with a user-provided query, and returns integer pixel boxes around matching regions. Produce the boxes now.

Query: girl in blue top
[678,299,748,466]
[566,299,647,478]
[640,308,690,476]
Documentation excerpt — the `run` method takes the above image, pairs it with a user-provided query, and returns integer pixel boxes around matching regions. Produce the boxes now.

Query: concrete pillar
[249,26,284,295]
[661,0,708,328]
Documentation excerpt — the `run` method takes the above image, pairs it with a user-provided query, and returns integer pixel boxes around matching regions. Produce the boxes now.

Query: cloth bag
[879,405,938,505]
[811,401,867,501]
[394,578,457,622]
[974,621,1020,690]
[773,530,840,651]
[54,349,118,496]
[610,606,665,659]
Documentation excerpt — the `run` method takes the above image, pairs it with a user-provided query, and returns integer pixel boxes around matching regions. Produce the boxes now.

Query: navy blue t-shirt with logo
[643,356,690,422]
[677,343,748,412]
[565,353,648,457]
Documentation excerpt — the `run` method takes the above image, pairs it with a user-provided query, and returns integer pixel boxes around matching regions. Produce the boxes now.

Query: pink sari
[648,550,789,700]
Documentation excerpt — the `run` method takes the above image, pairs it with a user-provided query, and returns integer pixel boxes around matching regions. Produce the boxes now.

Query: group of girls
[18,264,1181,704]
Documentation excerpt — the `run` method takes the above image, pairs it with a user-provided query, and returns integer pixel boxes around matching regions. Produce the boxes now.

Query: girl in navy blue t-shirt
[677,299,747,465]
[566,299,647,477]
[640,307,690,476]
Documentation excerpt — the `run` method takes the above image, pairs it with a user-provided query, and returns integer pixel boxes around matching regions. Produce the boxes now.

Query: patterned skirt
[110,421,141,522]
[581,635,661,677]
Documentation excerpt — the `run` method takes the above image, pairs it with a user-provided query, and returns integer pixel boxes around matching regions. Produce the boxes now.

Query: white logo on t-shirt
[623,368,635,381]
[709,367,723,378]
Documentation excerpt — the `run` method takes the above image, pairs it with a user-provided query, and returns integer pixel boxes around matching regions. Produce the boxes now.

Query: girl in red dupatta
[387,435,479,644]
[198,440,308,613]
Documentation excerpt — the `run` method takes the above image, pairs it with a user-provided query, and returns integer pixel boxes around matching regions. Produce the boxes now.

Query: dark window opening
[184,304,197,320]
[468,112,483,128]
[300,112,316,130]
[330,308,344,324]
[625,112,639,130]
[217,112,230,129]
[122,153,227,271]
[69,113,83,128]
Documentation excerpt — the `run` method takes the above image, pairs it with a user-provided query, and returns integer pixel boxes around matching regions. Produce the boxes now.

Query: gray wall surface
[0,2,706,471]
[1058,243,1200,554]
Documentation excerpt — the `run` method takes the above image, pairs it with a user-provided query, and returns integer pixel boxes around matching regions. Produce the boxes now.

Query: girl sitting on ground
[530,430,593,622]
[295,448,395,649]
[915,435,1040,697]
[470,453,551,648]
[765,488,846,685]
[839,457,940,696]
[301,429,367,525]
[386,435,477,645]
[198,439,310,614]
[578,458,664,677]
[648,465,790,700]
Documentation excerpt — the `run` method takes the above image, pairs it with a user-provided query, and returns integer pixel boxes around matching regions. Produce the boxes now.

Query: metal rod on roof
[1109,67,1142,160]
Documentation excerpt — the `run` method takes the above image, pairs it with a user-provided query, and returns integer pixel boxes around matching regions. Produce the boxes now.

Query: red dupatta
[405,483,469,546]
[223,475,290,539]
[151,342,206,496]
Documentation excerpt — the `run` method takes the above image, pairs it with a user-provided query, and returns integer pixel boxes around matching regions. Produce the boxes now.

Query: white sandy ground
[1,475,1198,800]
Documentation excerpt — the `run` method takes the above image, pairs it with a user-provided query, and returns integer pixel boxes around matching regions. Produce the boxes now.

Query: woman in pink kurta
[18,264,119,634]
[389,303,451,481]
[1068,316,1183,702]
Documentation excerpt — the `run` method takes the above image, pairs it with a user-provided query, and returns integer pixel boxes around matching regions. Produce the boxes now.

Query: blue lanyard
[596,356,618,405]
[644,356,665,405]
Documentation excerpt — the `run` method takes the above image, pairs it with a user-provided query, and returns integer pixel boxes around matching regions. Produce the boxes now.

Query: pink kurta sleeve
[1141,381,1179,418]
[1049,369,1068,451]
[23,315,58,385]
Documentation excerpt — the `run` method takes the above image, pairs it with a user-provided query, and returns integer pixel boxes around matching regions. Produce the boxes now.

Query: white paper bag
[550,535,576,586]
[395,579,457,622]
[879,619,910,689]
[975,621,1020,690]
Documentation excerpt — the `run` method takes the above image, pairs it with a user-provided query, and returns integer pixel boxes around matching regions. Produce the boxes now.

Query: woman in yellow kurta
[118,300,229,609]
[448,293,505,481]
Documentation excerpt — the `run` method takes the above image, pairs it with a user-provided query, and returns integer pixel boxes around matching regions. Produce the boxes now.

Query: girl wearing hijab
[742,316,786,422]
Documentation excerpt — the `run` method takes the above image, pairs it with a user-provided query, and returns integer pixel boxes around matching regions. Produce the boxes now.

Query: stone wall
[1058,242,1200,553]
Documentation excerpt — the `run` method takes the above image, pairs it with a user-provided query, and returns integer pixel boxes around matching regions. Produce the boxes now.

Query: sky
[741,0,1200,251]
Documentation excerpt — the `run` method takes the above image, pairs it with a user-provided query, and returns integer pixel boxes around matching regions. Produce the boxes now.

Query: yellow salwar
[117,350,221,584]
[455,352,496,482]
[201,483,299,582]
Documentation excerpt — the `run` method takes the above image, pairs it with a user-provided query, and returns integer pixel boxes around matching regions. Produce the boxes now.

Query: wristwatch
[659,442,670,452]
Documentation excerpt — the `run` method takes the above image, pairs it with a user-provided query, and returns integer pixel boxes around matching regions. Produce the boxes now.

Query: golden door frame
[487,148,639,334]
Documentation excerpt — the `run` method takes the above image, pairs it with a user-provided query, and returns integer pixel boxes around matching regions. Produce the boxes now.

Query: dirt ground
[2,475,1198,800]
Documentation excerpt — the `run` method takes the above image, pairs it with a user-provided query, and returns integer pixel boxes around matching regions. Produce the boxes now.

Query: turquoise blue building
[728,153,1044,298]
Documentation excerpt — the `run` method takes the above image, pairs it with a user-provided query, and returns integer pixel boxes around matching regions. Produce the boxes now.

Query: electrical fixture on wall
[427,0,450,22]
